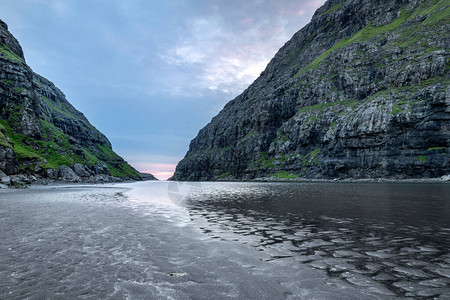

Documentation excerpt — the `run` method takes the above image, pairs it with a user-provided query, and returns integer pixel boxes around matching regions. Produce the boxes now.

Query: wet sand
[0,182,399,299]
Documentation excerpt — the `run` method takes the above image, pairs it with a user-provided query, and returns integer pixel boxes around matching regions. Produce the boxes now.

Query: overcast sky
[2,0,325,179]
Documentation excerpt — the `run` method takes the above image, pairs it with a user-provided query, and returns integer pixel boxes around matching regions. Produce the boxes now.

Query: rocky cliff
[0,19,156,186]
[172,0,449,181]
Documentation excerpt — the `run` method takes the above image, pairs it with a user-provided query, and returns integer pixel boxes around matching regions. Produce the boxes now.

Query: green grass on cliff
[0,118,139,178]
[427,147,447,151]
[416,156,428,163]
[0,44,23,63]
[219,171,231,179]
[295,10,409,77]
[0,122,13,148]
[294,0,450,77]
[96,144,140,178]
[1,79,13,85]
[1,119,85,166]
[295,99,358,117]
[272,171,300,179]
[107,162,140,178]
[41,95,77,119]
[248,152,276,170]
[321,2,346,15]
[13,87,25,94]
[415,0,450,25]
[97,144,121,161]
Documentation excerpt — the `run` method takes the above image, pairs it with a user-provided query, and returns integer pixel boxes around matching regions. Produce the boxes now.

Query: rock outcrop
[172,0,449,181]
[0,19,156,185]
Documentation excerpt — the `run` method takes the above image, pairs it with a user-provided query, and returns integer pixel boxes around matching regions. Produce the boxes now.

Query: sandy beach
[1,182,448,299]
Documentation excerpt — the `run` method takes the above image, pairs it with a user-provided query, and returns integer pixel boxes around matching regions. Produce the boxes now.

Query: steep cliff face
[0,20,156,184]
[172,0,449,181]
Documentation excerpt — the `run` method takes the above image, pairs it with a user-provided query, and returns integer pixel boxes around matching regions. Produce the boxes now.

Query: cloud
[159,0,325,98]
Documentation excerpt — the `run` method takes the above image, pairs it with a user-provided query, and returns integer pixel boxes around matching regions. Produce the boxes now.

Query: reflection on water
[183,182,450,298]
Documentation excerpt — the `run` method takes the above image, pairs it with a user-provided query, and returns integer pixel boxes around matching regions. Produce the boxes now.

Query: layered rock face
[0,20,156,184]
[172,0,449,181]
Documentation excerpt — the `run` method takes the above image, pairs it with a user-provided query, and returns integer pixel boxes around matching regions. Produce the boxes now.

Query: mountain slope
[0,19,156,184]
[172,0,449,181]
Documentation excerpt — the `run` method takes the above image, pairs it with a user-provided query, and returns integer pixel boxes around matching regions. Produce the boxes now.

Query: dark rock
[58,166,80,182]
[86,174,119,183]
[72,163,90,178]
[45,169,59,180]
[140,172,158,181]
[10,174,29,185]
[172,0,450,181]
[0,169,10,184]
[0,146,18,175]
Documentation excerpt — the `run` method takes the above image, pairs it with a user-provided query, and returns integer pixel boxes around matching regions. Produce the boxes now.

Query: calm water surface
[178,182,450,298]
[0,181,449,299]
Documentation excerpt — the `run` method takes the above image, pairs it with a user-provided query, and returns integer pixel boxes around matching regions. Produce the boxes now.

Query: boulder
[58,166,80,182]
[0,147,19,174]
[0,170,10,184]
[72,163,90,177]
[441,175,450,181]
[10,174,30,185]
[45,169,59,180]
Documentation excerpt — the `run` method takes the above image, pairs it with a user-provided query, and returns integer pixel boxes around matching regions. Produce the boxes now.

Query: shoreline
[0,178,155,190]
[169,176,450,184]
[2,176,449,190]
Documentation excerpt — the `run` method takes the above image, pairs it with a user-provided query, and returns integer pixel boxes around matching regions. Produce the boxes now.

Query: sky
[2,0,325,180]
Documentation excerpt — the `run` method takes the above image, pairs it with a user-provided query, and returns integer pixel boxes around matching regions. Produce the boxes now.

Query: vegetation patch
[13,87,25,94]
[295,99,358,117]
[249,152,277,170]
[96,144,140,178]
[219,171,231,179]
[0,44,23,63]
[41,95,77,119]
[419,0,450,25]
[391,105,403,114]
[272,171,299,179]
[82,149,99,165]
[298,148,322,172]
[0,119,137,178]
[294,1,448,77]
[273,134,289,143]
[107,162,140,178]
[427,147,446,151]
[0,126,12,149]
[321,1,346,15]
[416,156,428,163]
[1,79,13,85]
